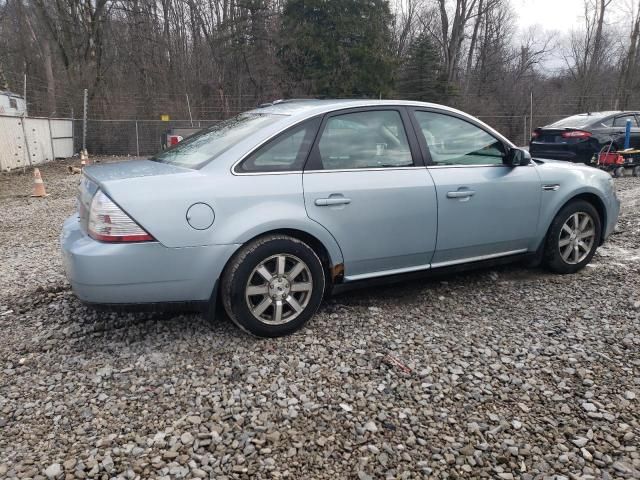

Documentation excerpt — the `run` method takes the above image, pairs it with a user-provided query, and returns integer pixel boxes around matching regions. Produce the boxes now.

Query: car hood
[82,159,191,183]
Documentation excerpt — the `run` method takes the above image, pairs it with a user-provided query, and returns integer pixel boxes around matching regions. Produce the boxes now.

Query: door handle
[315,197,352,206]
[447,190,475,199]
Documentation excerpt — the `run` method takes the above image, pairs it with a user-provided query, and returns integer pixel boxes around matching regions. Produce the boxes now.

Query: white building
[0,90,27,116]
[0,90,73,171]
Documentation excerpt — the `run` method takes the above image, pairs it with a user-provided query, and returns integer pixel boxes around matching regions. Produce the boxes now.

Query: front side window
[414,111,505,166]
[315,110,413,170]
[613,115,639,127]
[237,118,320,173]
[152,113,283,169]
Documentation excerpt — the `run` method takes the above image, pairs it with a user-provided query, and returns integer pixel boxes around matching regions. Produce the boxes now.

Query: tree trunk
[618,1,640,109]
[41,37,56,116]
[465,0,483,78]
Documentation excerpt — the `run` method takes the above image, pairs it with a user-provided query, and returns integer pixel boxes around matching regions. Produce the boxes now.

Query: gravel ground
[0,158,639,480]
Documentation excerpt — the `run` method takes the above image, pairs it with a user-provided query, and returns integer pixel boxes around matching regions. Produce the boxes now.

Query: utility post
[135,121,140,157]
[82,89,88,154]
[186,93,193,127]
[529,91,534,138]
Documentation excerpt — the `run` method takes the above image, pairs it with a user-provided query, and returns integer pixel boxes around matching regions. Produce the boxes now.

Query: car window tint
[317,111,413,169]
[238,118,320,173]
[613,115,639,127]
[414,111,505,166]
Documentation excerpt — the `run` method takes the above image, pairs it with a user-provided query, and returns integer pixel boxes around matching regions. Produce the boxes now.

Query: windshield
[548,113,610,129]
[152,113,284,168]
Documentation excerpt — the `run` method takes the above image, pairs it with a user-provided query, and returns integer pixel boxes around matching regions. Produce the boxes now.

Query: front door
[303,108,437,279]
[411,109,542,266]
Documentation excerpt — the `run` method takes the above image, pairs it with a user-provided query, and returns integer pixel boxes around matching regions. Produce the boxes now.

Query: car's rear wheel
[221,234,325,337]
[543,200,601,274]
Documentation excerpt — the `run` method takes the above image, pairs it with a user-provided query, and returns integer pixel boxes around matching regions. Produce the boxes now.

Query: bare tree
[617,0,640,108]
[565,0,615,110]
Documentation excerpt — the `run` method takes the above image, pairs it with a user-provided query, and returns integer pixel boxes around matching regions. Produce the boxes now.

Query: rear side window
[152,113,283,169]
[9,98,17,109]
[600,117,614,127]
[315,110,413,170]
[613,115,639,127]
[414,111,505,166]
[237,118,321,173]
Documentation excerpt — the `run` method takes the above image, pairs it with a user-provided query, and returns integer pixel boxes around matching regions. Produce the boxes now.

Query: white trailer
[0,90,27,116]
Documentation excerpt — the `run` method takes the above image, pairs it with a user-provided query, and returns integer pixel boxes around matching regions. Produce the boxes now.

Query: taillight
[88,190,154,243]
[531,130,540,140]
[561,130,592,139]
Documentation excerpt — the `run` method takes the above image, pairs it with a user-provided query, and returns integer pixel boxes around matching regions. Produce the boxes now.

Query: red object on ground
[168,134,183,146]
[598,152,624,166]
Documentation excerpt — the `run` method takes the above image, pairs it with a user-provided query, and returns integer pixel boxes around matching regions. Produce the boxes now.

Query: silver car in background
[61,100,620,337]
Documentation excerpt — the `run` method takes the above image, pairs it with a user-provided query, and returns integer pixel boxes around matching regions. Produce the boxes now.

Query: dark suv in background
[530,111,640,164]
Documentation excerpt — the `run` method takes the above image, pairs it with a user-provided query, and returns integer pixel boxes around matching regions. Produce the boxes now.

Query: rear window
[548,113,610,129]
[151,113,284,168]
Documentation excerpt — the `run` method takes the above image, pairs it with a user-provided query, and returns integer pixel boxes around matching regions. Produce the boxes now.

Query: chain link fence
[476,114,568,146]
[72,114,569,158]
[73,119,222,157]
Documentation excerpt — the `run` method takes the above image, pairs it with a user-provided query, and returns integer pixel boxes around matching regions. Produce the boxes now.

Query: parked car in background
[61,100,620,337]
[530,111,640,164]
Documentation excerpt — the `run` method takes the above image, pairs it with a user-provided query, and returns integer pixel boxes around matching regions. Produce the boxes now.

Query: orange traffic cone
[31,168,48,197]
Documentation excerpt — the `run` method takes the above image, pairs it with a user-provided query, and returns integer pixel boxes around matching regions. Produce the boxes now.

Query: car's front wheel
[221,234,325,337]
[543,200,601,274]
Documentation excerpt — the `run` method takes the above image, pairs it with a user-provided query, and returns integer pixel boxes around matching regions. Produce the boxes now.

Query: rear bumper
[530,144,594,164]
[60,216,238,305]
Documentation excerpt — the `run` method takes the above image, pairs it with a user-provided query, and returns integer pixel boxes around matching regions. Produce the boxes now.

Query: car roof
[545,110,639,129]
[242,98,514,149]
[247,98,471,117]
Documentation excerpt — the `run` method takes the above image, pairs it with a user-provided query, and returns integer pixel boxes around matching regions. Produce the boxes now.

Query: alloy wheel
[245,254,313,325]
[558,212,596,265]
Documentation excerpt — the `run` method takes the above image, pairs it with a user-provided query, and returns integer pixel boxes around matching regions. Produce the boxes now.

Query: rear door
[303,107,438,279]
[410,109,542,266]
[611,114,640,149]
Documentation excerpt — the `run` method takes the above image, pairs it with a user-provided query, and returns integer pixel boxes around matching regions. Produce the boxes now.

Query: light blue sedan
[61,100,620,337]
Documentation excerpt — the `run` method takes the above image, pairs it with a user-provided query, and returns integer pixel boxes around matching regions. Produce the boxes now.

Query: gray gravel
[1,158,639,479]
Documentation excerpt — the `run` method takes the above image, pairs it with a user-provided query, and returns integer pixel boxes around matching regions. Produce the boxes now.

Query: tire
[633,166,640,177]
[220,234,325,337]
[614,166,625,178]
[543,200,601,274]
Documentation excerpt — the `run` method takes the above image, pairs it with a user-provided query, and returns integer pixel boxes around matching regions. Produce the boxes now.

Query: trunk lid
[534,129,571,143]
[82,159,191,184]
[77,160,192,234]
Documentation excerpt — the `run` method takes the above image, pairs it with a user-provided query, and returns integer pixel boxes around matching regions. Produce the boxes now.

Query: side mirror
[506,147,531,167]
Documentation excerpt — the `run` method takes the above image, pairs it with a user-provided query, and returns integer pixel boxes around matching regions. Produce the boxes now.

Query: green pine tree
[397,33,448,102]
[279,0,395,98]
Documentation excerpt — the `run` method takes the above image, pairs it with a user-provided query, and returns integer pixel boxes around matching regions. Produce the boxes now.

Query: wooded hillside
[0,0,638,140]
